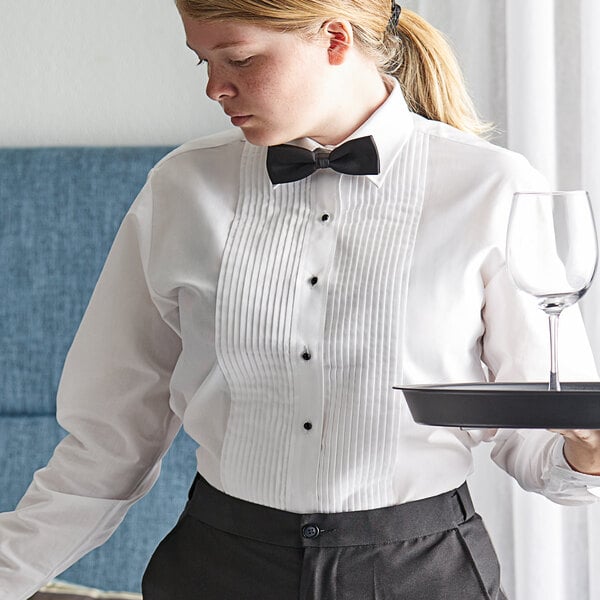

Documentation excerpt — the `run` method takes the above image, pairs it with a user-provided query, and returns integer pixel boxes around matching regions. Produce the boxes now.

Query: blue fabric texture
[1,147,171,415]
[0,147,199,592]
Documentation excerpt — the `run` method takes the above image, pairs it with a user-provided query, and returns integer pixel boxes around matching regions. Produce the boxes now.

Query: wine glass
[506,191,598,391]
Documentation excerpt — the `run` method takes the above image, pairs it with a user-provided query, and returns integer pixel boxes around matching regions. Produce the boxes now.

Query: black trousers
[142,474,507,600]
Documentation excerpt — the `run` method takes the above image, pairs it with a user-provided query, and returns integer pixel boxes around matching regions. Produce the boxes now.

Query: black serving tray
[393,382,600,428]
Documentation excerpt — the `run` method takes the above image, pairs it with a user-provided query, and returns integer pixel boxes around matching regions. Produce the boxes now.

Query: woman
[2,1,600,599]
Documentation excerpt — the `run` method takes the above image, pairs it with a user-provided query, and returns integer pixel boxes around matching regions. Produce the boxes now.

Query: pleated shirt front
[213,103,428,511]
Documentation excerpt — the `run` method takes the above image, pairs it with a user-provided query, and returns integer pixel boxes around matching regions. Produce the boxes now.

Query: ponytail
[385,9,492,137]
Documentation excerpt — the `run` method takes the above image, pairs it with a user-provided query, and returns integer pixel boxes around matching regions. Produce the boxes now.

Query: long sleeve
[0,178,183,600]
[480,261,600,505]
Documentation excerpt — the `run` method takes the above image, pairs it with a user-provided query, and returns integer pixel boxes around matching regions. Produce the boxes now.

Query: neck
[312,72,390,147]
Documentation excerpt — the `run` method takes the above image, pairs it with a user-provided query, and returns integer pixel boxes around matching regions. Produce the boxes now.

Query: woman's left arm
[481,261,600,504]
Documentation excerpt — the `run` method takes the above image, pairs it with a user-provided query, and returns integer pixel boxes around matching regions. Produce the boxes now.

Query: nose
[205,66,237,102]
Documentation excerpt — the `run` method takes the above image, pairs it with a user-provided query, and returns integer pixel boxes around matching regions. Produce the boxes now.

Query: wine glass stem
[548,313,561,391]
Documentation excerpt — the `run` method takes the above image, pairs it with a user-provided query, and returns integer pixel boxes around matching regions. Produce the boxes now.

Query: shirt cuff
[548,436,600,500]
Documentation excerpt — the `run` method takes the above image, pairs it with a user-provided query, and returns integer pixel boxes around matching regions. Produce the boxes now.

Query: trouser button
[302,524,320,539]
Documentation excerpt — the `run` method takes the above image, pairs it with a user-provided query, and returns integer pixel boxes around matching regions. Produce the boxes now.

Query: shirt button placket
[287,171,338,509]
[301,350,313,433]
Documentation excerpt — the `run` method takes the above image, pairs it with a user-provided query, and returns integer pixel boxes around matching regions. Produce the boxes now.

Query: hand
[550,429,600,475]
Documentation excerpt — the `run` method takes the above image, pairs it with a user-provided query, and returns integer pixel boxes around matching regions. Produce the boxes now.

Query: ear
[322,19,354,66]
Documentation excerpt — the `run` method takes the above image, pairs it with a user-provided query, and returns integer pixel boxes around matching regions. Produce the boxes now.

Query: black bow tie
[266,135,380,184]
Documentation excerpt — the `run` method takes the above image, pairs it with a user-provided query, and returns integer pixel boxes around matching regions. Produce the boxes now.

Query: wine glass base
[549,371,560,392]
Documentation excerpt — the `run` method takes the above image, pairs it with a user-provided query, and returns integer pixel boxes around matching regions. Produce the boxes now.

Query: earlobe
[323,19,353,66]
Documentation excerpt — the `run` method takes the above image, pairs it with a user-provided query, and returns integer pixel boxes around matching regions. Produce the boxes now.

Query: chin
[239,126,296,148]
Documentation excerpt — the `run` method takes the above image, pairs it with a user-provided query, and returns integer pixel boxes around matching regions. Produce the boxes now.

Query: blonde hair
[176,0,492,136]
[390,10,492,136]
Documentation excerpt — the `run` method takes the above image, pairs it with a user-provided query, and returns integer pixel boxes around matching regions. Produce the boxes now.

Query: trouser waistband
[183,474,475,549]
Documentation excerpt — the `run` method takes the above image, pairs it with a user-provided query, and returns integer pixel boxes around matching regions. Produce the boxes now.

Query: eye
[229,56,254,67]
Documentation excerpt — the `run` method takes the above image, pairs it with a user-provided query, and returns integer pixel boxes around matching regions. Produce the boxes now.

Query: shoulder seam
[423,127,529,165]
[151,130,246,171]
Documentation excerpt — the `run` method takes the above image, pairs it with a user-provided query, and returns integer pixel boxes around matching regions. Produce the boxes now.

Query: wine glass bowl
[506,191,598,390]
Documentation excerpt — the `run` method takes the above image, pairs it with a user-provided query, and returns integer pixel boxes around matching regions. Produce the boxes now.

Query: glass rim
[513,190,589,197]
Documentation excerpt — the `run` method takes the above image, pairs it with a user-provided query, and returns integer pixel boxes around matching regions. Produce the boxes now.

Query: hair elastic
[389,1,402,30]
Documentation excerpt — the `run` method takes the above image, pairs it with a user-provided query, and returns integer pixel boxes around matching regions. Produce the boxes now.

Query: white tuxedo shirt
[1,81,599,599]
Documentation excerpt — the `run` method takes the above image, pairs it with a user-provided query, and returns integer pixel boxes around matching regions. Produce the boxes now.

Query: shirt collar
[288,78,414,188]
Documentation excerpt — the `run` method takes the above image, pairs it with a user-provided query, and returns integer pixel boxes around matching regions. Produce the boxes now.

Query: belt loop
[178,473,201,524]
[188,472,201,500]
[453,490,467,522]
[453,482,474,523]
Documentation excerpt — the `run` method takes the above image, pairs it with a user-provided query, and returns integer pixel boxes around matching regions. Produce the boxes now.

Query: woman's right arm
[0,175,183,600]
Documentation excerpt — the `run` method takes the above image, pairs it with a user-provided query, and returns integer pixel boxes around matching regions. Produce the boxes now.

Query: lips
[224,108,251,126]
[230,115,251,126]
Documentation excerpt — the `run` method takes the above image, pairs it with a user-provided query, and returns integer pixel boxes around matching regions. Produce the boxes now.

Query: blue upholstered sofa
[0,147,199,594]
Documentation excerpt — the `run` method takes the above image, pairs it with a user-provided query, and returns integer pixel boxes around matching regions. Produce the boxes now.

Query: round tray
[393,382,600,428]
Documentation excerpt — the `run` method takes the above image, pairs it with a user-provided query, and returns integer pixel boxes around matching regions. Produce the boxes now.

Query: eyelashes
[195,57,254,68]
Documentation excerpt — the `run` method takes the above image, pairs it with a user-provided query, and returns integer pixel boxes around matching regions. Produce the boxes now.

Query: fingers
[550,429,593,439]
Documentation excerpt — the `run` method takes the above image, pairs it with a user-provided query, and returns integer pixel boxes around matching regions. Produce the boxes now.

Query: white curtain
[403,2,600,598]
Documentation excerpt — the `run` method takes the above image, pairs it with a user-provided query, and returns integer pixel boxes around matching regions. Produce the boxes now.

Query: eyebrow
[185,40,249,53]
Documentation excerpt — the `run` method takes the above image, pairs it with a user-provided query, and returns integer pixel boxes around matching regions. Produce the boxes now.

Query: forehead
[180,15,291,51]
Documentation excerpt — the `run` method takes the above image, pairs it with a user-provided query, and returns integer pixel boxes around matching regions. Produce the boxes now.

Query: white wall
[1,0,502,149]
[0,0,231,147]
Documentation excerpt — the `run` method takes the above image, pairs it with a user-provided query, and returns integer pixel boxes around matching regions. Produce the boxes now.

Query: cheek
[243,75,294,116]
[249,55,322,108]
[246,75,277,102]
